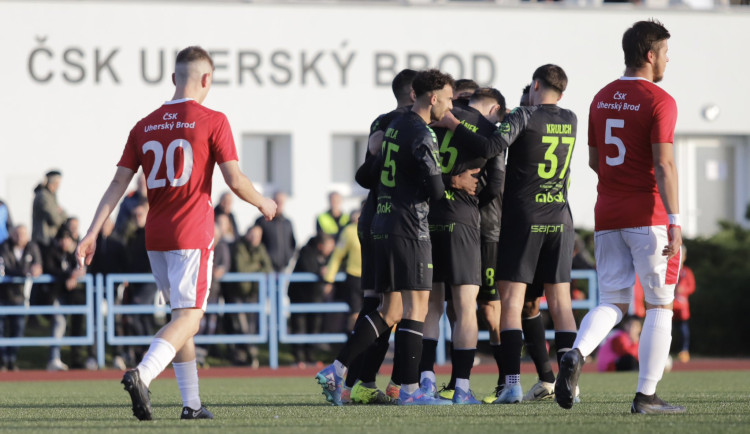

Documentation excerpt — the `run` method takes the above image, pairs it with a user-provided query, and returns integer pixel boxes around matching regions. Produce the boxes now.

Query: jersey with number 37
[117,99,238,251]
[588,77,677,231]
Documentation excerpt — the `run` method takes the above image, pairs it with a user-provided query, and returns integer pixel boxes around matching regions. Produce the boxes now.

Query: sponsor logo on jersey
[429,222,455,233]
[376,201,392,214]
[530,224,564,233]
[535,192,565,203]
[444,190,455,201]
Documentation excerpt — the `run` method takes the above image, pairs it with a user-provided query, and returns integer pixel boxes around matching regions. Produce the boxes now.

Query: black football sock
[390,323,403,386]
[555,331,578,368]
[418,338,438,375]
[452,348,476,386]
[396,319,424,386]
[337,312,390,367]
[358,326,393,384]
[491,343,504,386]
[500,329,523,385]
[447,344,456,389]
[523,313,555,384]
[344,297,382,387]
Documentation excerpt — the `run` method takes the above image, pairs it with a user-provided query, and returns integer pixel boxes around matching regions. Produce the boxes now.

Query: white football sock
[574,303,623,357]
[637,308,673,396]
[137,338,176,387]
[505,374,521,387]
[420,370,436,386]
[456,378,470,392]
[173,359,201,409]
[402,382,420,394]
[333,360,347,379]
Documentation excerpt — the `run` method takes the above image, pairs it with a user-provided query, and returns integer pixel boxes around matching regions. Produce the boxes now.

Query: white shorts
[594,225,681,306]
[147,248,213,310]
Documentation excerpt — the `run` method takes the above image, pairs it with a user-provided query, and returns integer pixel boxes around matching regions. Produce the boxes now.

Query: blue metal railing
[0,270,599,369]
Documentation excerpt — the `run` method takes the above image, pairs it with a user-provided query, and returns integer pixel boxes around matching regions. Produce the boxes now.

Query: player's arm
[219,160,277,221]
[368,130,384,156]
[77,166,135,267]
[652,142,681,259]
[588,146,599,174]
[478,155,505,209]
[355,152,381,189]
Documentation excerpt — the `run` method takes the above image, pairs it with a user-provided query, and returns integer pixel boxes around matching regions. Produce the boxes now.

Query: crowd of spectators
[0,170,366,371]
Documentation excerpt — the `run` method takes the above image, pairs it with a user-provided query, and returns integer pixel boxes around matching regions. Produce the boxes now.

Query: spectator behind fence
[43,227,88,370]
[32,170,67,251]
[287,233,335,368]
[255,191,296,272]
[323,209,362,332]
[316,192,349,239]
[214,192,239,240]
[87,218,129,370]
[123,203,159,367]
[673,246,695,363]
[0,225,42,371]
[0,199,13,245]
[597,316,642,372]
[225,224,273,367]
[114,172,147,239]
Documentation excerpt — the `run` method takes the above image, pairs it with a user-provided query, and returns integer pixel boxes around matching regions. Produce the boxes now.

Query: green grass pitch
[0,371,748,433]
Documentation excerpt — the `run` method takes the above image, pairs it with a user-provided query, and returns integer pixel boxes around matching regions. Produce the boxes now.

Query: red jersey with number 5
[588,77,677,231]
[117,99,238,251]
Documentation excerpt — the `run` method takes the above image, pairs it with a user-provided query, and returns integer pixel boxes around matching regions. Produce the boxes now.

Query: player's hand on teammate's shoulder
[662,225,682,260]
[431,110,460,130]
[452,168,481,196]
[258,197,277,221]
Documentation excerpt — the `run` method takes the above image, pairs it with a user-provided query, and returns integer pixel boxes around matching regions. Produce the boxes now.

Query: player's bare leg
[451,284,481,404]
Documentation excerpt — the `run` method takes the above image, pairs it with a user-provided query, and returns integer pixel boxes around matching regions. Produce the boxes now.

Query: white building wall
[1,1,748,242]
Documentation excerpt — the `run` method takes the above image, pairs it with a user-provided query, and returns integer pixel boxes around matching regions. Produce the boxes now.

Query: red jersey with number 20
[588,77,677,231]
[117,99,238,251]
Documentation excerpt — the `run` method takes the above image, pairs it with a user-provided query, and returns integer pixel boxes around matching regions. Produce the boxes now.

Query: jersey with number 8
[588,77,677,231]
[118,99,238,251]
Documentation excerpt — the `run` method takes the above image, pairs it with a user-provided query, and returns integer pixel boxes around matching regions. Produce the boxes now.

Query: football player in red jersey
[556,20,685,414]
[77,46,276,420]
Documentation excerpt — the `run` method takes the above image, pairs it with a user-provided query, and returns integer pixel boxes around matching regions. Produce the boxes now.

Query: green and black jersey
[499,104,577,225]
[429,105,502,228]
[358,106,411,236]
[371,111,443,241]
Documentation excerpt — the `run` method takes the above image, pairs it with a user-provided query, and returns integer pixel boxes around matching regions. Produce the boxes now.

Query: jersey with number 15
[588,77,677,231]
[117,99,239,251]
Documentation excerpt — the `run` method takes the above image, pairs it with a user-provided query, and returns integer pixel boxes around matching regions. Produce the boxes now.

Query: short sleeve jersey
[117,99,238,251]
[499,105,577,226]
[359,107,410,234]
[429,105,501,228]
[588,77,677,231]
[371,111,442,240]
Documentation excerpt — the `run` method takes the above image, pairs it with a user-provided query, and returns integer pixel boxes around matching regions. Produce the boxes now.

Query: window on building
[331,134,369,194]
[241,134,292,195]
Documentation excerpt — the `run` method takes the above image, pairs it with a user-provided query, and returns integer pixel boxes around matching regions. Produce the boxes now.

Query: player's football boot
[315,365,344,406]
[399,386,453,406]
[493,383,523,404]
[180,405,214,419]
[437,384,454,400]
[351,382,396,405]
[385,381,401,401]
[555,348,583,409]
[482,384,505,404]
[452,387,481,405]
[341,386,352,405]
[523,380,555,401]
[121,369,153,421]
[420,378,438,398]
[631,393,686,414]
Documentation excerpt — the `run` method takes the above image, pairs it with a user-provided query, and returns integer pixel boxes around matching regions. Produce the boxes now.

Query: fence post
[96,273,105,369]
[269,273,279,369]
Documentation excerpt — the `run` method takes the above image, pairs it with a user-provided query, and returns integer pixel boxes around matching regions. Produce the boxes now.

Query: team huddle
[75,19,683,421]
[315,18,685,414]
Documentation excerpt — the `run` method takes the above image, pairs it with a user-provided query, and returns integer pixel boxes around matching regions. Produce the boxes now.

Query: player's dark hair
[392,69,418,101]
[412,69,455,98]
[622,19,670,69]
[532,64,568,94]
[521,85,531,96]
[454,79,479,94]
[520,85,531,107]
[176,46,215,71]
[470,87,506,112]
